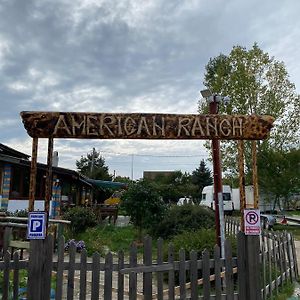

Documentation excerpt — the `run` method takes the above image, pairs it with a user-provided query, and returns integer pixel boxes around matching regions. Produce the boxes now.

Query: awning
[87,179,127,190]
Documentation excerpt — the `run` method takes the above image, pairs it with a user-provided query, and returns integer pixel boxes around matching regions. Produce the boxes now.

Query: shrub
[64,206,97,233]
[152,205,215,239]
[168,229,216,259]
[121,180,167,240]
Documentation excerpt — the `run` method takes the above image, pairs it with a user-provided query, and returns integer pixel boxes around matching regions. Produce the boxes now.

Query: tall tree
[200,44,300,176]
[191,160,213,194]
[76,148,112,180]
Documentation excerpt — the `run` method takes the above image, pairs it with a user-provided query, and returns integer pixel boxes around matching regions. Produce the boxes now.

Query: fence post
[238,232,261,300]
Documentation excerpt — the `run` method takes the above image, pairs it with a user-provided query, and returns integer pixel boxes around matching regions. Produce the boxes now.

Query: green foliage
[200,43,300,175]
[152,205,215,239]
[145,170,199,203]
[191,160,213,194]
[6,209,28,217]
[258,148,300,209]
[76,148,112,180]
[64,206,97,233]
[169,229,216,258]
[121,180,167,238]
[66,224,138,256]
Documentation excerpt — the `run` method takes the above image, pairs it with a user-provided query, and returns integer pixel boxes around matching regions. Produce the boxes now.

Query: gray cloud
[1,0,300,178]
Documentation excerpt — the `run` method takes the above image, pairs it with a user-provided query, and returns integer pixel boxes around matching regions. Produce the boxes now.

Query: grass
[65,224,143,256]
[273,224,300,240]
[268,282,295,300]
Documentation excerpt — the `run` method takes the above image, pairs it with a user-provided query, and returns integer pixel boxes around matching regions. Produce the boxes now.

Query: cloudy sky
[0,0,300,179]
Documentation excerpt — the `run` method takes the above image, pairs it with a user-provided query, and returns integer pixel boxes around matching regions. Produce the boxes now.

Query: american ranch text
[20,112,274,140]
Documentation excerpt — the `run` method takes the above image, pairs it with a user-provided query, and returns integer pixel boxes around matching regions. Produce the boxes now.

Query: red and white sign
[244,209,261,235]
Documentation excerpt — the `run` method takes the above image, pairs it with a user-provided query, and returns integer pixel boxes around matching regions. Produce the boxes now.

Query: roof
[0,143,30,160]
[87,179,127,190]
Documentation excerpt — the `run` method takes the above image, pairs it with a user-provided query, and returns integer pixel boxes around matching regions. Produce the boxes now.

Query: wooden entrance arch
[20,111,274,226]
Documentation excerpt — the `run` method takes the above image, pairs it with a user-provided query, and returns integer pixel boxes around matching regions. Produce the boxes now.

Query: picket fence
[0,221,298,300]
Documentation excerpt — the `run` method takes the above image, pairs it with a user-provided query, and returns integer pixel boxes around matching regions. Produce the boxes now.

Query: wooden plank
[67,241,76,300]
[277,234,284,286]
[9,240,30,249]
[91,252,101,300]
[55,235,65,300]
[267,233,272,299]
[291,234,298,278]
[118,250,124,300]
[3,227,12,255]
[238,140,246,231]
[190,250,198,300]
[157,238,164,299]
[12,251,20,300]
[143,235,152,300]
[20,111,275,140]
[129,243,137,300]
[286,232,293,282]
[179,249,186,299]
[246,235,261,300]
[202,249,210,300]
[251,140,259,209]
[224,239,234,299]
[104,252,113,300]
[28,137,38,212]
[79,249,87,300]
[3,251,10,300]
[41,235,54,300]
[214,245,222,300]
[237,232,246,300]
[45,137,53,224]
[271,233,279,295]
[261,232,266,299]
[168,243,175,300]
[281,234,288,284]
[27,240,43,300]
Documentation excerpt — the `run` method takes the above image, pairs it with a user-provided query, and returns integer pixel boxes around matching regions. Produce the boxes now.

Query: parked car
[260,214,276,229]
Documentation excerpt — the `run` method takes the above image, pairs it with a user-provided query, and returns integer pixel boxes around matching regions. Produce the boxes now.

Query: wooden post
[45,138,54,229]
[238,140,246,231]
[29,138,38,212]
[252,141,259,209]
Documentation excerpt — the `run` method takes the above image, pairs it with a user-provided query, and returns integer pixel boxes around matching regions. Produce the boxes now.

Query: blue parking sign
[27,212,47,239]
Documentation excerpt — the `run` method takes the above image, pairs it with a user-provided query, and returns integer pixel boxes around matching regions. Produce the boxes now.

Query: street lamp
[200,89,229,256]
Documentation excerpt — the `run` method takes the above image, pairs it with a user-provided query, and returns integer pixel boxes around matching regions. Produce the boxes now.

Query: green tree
[258,148,300,210]
[76,148,112,180]
[191,160,213,194]
[200,44,300,176]
[121,180,167,240]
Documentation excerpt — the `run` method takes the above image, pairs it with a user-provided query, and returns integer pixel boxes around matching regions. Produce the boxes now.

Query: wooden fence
[0,228,298,299]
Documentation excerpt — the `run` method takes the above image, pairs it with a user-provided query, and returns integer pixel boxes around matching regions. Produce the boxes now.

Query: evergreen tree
[76,148,112,180]
[191,160,213,194]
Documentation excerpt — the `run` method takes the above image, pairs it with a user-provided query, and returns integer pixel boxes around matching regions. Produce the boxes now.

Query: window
[223,193,231,201]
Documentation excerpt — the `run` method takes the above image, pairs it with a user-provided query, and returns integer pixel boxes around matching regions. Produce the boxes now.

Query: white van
[201,185,234,214]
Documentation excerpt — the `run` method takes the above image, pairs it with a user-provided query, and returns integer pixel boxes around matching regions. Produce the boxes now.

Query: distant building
[143,171,177,181]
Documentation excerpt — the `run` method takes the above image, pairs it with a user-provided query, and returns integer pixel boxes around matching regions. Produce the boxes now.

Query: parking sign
[244,209,261,235]
[27,212,47,239]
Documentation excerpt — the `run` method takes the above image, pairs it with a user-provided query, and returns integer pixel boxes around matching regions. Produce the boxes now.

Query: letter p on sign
[32,220,41,231]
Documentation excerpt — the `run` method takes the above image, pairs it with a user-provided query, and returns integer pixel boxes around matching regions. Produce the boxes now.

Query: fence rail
[0,219,298,299]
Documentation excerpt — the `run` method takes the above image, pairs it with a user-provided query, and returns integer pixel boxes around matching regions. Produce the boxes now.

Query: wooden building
[0,143,92,216]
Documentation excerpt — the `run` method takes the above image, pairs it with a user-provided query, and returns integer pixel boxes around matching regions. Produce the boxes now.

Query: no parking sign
[244,209,261,235]
[27,212,47,239]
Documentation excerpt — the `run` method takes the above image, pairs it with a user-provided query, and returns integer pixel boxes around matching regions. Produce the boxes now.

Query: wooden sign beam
[20,111,274,140]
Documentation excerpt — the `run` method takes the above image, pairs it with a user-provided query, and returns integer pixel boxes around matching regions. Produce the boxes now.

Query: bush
[64,206,97,233]
[152,205,215,239]
[121,180,167,240]
[170,228,216,258]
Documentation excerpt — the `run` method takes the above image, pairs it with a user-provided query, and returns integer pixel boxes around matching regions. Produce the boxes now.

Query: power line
[99,150,209,158]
